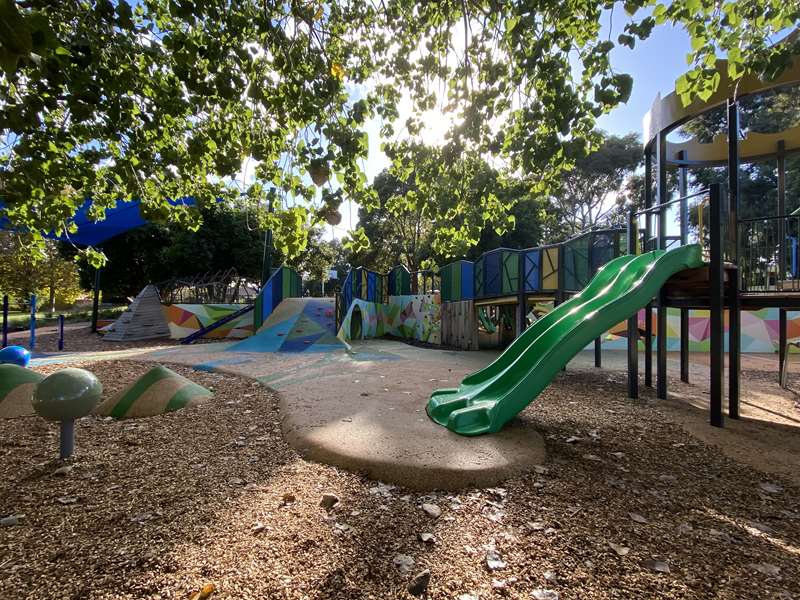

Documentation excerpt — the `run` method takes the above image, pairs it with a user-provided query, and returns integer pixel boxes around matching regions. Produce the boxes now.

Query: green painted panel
[502,251,519,294]
[440,264,451,301]
[452,263,462,301]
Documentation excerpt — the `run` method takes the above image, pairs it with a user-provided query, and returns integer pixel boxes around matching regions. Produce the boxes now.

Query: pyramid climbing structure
[227,297,342,353]
[104,284,170,341]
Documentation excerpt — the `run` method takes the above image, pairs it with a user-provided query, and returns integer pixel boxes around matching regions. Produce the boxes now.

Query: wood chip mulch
[0,361,798,599]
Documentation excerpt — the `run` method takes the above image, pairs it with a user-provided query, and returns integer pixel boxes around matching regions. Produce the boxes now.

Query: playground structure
[621,48,800,427]
[422,48,800,432]
[1,47,798,440]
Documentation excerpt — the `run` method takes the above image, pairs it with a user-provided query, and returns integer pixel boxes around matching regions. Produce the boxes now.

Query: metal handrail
[634,188,709,217]
[737,213,800,224]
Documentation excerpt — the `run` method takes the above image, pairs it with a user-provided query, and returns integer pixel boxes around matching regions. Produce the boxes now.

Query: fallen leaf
[486,548,506,571]
[748,562,780,576]
[189,583,217,600]
[628,512,648,524]
[532,589,559,600]
[609,542,630,556]
[759,482,784,494]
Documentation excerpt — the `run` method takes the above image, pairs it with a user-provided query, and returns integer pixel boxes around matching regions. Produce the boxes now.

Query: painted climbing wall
[163,304,254,339]
[383,294,441,345]
[337,294,442,345]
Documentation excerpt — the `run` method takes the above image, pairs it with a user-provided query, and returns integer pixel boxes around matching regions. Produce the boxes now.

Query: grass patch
[4,306,127,331]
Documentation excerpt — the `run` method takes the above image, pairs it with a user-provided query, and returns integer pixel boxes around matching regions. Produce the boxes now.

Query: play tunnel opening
[350,305,363,340]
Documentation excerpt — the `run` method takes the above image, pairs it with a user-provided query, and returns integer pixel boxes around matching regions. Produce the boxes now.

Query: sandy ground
[1,331,799,598]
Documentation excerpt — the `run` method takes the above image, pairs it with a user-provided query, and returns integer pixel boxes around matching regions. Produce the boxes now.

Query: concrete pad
[141,339,546,490]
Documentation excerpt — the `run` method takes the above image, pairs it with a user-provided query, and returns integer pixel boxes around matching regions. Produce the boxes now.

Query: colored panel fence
[501,250,519,295]
[523,249,540,292]
[541,247,559,290]
[253,266,303,330]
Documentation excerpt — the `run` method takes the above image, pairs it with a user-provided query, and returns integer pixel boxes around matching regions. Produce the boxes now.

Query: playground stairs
[104,284,170,342]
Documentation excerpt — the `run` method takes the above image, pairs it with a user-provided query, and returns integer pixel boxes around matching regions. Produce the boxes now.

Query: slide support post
[780,309,788,387]
[656,131,668,400]
[709,183,725,427]
[626,207,639,399]
[727,99,740,419]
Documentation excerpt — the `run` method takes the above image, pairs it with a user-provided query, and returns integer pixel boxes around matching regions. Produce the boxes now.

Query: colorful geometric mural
[596,307,795,353]
[524,303,798,353]
[338,294,442,345]
[162,304,254,340]
[227,298,343,353]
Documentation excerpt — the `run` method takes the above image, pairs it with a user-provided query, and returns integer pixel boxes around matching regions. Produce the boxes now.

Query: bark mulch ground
[0,361,798,599]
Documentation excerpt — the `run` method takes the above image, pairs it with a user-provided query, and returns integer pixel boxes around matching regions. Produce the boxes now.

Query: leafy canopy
[1,0,798,264]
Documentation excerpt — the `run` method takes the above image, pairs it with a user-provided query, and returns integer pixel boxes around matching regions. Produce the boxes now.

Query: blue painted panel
[367,271,377,302]
[524,250,540,292]
[484,252,501,296]
[460,262,474,300]
[262,280,274,321]
[342,271,353,313]
[271,268,282,311]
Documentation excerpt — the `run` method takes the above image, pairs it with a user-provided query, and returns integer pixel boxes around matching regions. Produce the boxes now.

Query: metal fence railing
[738,214,800,293]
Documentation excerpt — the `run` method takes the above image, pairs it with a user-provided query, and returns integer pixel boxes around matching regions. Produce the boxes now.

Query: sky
[328,16,695,239]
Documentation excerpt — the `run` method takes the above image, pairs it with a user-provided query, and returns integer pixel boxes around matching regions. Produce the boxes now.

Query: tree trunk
[49,285,56,313]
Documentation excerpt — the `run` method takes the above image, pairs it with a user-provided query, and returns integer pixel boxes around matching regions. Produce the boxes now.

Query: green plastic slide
[427,244,704,436]
[478,307,497,333]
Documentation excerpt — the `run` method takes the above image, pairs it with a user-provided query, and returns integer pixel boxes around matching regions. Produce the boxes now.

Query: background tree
[348,170,434,273]
[547,131,642,238]
[468,190,554,259]
[0,233,83,311]
[2,0,795,266]
[287,228,339,296]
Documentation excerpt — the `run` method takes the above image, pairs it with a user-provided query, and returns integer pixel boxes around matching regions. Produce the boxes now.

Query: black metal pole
[91,268,101,334]
[656,132,668,400]
[709,183,724,427]
[627,207,639,399]
[557,243,566,371]
[729,271,740,418]
[780,308,787,386]
[517,253,526,337]
[58,314,65,351]
[778,141,786,277]
[727,98,740,419]
[644,147,653,387]
[261,195,275,286]
[678,150,690,383]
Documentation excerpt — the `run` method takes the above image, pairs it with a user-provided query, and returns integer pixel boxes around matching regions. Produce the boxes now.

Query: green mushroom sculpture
[32,368,103,459]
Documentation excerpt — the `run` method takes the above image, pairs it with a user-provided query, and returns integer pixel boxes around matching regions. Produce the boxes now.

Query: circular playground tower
[632,34,800,426]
